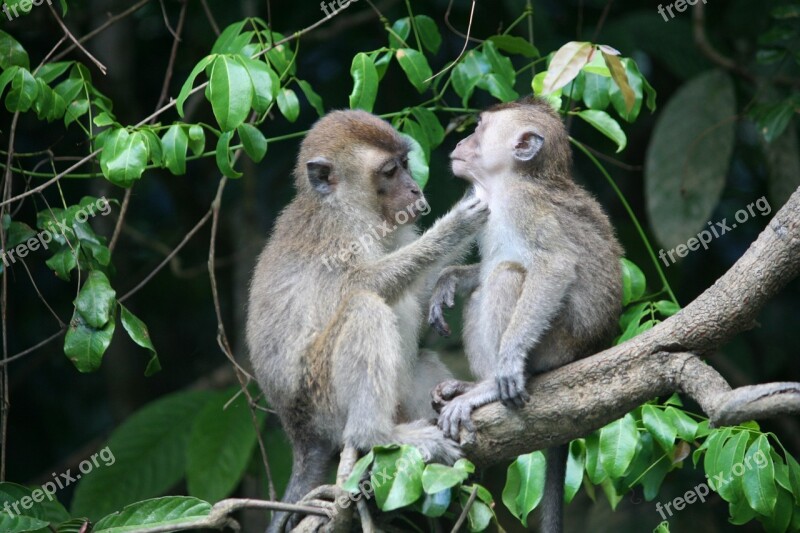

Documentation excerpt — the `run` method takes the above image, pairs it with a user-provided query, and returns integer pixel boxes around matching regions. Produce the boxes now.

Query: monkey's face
[451,110,545,184]
[373,150,427,225]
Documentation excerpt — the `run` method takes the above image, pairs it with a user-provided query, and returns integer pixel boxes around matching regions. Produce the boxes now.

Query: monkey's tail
[540,443,568,533]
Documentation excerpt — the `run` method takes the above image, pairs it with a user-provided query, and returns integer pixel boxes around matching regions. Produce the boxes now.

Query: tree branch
[461,186,800,465]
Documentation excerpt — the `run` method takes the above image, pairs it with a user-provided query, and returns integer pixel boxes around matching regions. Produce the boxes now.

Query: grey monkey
[246,110,489,532]
[428,97,623,533]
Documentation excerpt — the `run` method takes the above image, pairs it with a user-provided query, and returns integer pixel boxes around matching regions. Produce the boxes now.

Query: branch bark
[462,186,800,466]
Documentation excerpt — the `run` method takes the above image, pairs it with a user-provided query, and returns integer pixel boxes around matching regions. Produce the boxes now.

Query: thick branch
[463,187,800,465]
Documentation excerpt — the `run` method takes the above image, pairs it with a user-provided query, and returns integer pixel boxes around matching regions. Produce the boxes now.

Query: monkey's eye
[401,157,409,169]
[382,164,397,177]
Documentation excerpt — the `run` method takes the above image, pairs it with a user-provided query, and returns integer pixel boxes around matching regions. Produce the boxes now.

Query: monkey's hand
[428,268,461,336]
[431,379,474,413]
[456,195,490,233]
[496,354,530,408]
[438,395,476,441]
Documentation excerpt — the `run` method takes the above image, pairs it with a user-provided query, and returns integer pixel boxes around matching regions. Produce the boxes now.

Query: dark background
[4,0,799,531]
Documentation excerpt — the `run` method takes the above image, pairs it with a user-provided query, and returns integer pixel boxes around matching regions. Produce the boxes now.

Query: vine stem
[570,137,678,305]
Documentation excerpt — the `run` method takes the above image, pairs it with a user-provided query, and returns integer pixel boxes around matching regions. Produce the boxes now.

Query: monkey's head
[450,97,572,186]
[295,110,427,225]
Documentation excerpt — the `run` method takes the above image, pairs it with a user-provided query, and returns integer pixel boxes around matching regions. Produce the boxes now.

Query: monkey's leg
[331,292,461,464]
[267,441,335,533]
[401,349,455,420]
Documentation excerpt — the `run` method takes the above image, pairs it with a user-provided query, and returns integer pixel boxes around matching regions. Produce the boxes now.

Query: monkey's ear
[306,157,337,194]
[513,131,544,162]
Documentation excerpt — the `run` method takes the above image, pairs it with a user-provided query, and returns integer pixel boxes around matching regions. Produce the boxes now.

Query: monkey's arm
[357,197,488,303]
[496,253,577,406]
[428,264,481,336]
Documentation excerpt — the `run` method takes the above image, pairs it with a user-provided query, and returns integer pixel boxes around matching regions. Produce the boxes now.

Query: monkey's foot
[438,395,477,441]
[431,379,475,413]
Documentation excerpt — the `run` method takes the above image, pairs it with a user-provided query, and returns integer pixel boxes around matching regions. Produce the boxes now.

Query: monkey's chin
[450,159,472,182]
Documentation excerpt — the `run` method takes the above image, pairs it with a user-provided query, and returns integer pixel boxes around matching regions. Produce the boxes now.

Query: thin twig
[17,258,65,327]
[425,0,477,84]
[0,328,66,367]
[118,209,213,302]
[47,4,107,75]
[158,0,178,39]
[108,189,130,254]
[444,0,481,44]
[199,0,220,36]
[51,0,152,63]
[450,486,478,533]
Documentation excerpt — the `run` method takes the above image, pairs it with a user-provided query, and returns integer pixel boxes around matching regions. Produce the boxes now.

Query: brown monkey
[428,97,622,533]
[246,110,488,532]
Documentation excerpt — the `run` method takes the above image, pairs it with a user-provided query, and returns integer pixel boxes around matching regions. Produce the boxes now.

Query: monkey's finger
[498,378,510,406]
[463,414,476,435]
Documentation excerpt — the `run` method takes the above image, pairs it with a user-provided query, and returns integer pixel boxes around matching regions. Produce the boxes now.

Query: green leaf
[452,50,489,106]
[645,70,735,250]
[400,133,429,190]
[371,445,424,511]
[742,434,777,515]
[239,56,278,114]
[665,406,699,442]
[502,451,545,526]
[276,87,299,123]
[208,55,254,131]
[120,304,160,376]
[459,491,493,532]
[187,124,205,157]
[237,123,267,163]
[653,300,680,317]
[609,59,645,122]
[0,30,29,69]
[411,107,444,147]
[296,80,324,117]
[388,17,411,49]
[161,123,189,175]
[46,247,77,280]
[642,405,676,454]
[215,130,242,178]
[582,72,610,110]
[422,463,469,494]
[420,489,451,517]
[176,55,215,117]
[414,15,441,54]
[478,73,519,102]
[716,431,749,503]
[343,451,374,493]
[35,61,73,84]
[753,100,796,143]
[599,413,638,478]
[64,311,115,373]
[703,427,733,483]
[785,453,800,506]
[760,486,793,533]
[71,390,216,520]
[565,440,586,504]
[187,390,265,502]
[396,48,432,93]
[104,131,148,187]
[93,497,212,533]
[5,67,38,112]
[575,109,627,153]
[349,52,379,112]
[542,41,594,94]
[400,118,430,160]
[620,258,646,306]
[0,481,69,531]
[488,35,539,58]
[74,271,116,328]
[211,21,247,54]
[585,431,607,484]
